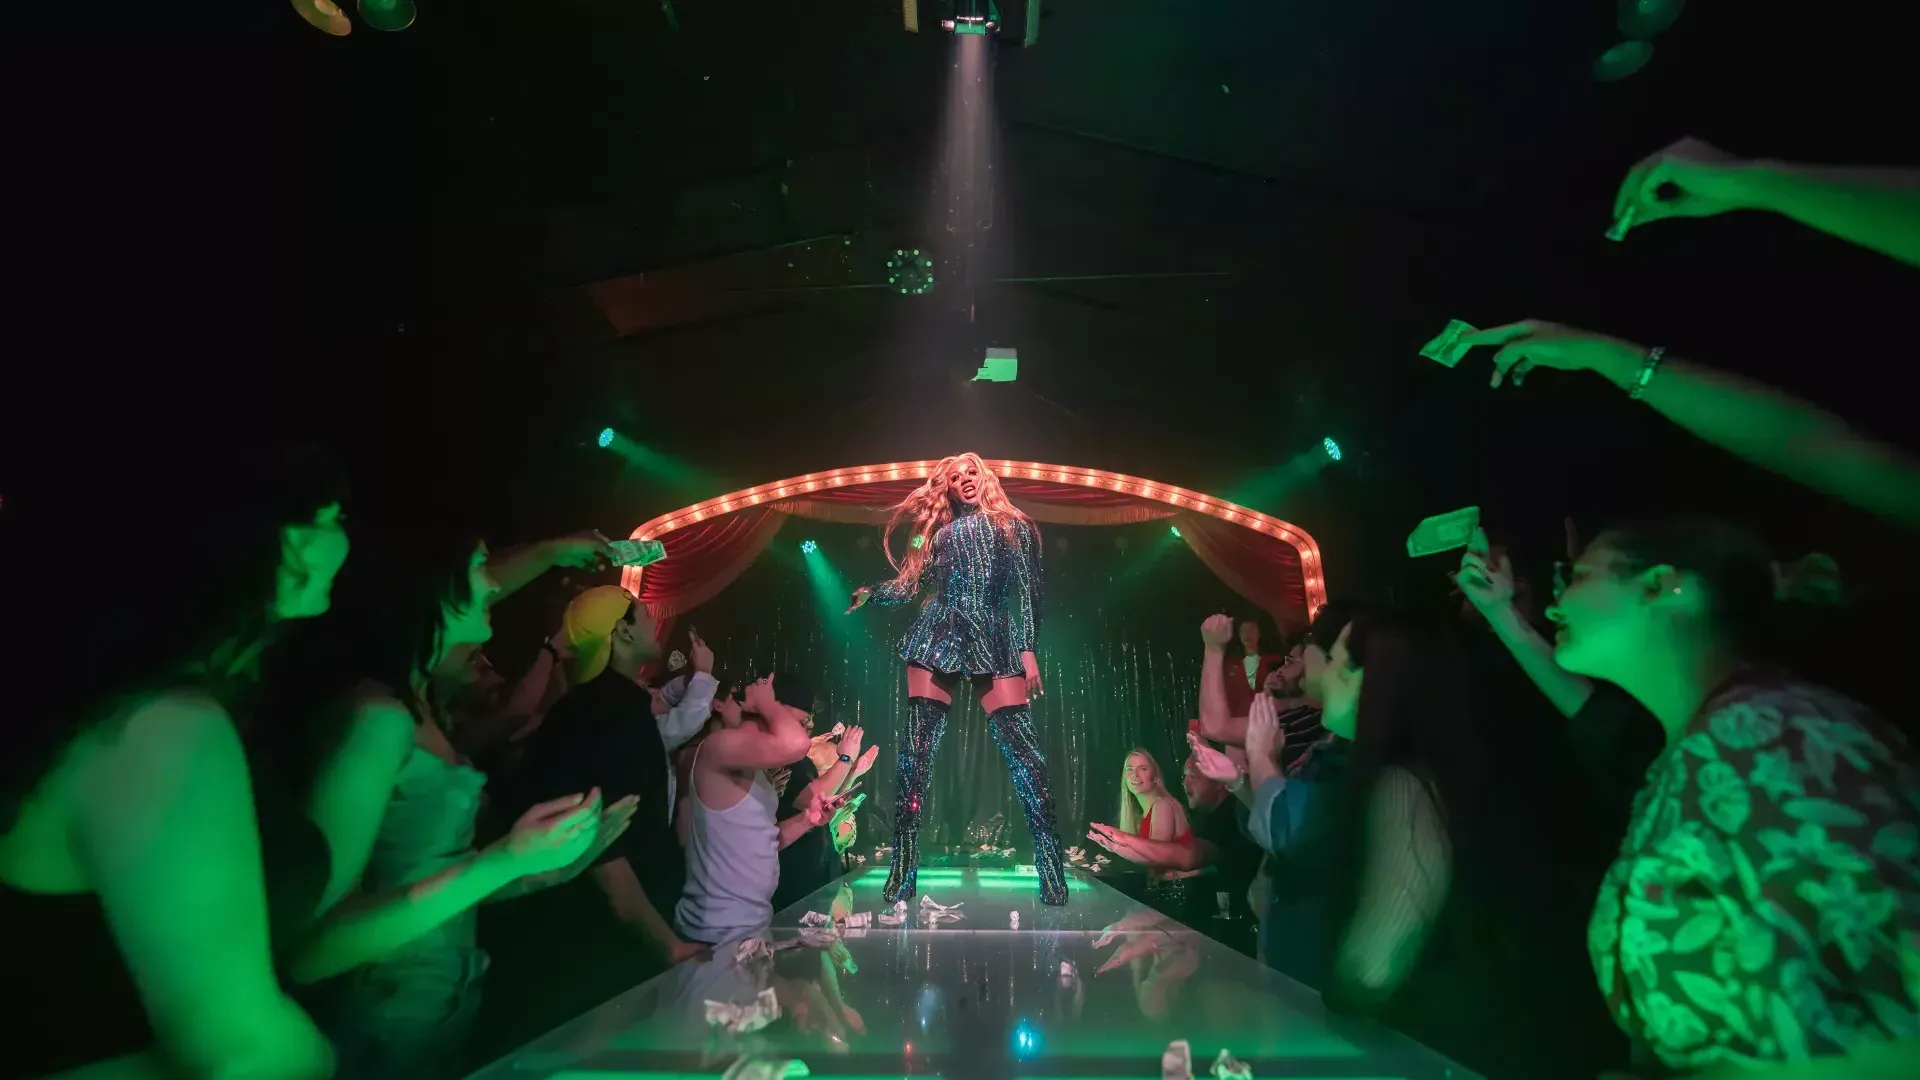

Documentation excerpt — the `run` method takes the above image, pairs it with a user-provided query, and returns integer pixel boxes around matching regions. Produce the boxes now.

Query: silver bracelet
[1629,346,1666,401]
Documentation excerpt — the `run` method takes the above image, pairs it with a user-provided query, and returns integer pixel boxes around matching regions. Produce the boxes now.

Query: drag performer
[847,453,1066,905]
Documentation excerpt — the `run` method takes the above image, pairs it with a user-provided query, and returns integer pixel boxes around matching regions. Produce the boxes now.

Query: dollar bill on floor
[1407,506,1481,558]
[1418,319,1477,367]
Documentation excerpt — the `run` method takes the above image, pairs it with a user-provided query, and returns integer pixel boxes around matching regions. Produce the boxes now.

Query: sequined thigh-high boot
[884,696,950,904]
[987,702,1067,905]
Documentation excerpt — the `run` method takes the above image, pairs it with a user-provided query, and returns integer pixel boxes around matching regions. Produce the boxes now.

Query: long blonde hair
[1116,748,1166,835]
[880,452,1030,596]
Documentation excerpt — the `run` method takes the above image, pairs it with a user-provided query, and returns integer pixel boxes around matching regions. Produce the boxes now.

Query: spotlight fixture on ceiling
[800,539,819,555]
[1322,437,1343,462]
[940,0,997,34]
[1617,0,1685,39]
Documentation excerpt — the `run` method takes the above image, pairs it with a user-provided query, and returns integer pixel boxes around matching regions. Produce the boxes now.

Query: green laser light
[800,539,818,555]
[1323,437,1342,461]
[597,427,616,449]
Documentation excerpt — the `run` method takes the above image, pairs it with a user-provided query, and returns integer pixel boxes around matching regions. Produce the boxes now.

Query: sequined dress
[865,505,1041,678]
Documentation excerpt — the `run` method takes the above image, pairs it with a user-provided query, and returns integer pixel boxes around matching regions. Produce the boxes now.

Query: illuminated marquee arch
[622,459,1327,618]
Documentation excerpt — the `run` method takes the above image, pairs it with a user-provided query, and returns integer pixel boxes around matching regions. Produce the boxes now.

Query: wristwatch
[839,753,853,763]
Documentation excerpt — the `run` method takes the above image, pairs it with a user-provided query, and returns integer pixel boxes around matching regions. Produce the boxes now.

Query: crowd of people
[2,139,1917,1080]
[1073,139,1920,1079]
[0,479,868,1079]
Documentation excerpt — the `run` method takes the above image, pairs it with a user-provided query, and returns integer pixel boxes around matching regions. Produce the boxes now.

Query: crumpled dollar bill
[877,899,909,926]
[705,987,780,1034]
[1162,1039,1193,1080]
[722,1054,809,1080]
[798,911,833,927]
[1210,1049,1252,1080]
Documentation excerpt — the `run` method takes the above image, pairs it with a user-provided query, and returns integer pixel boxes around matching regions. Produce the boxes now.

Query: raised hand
[688,629,715,674]
[850,744,880,781]
[1457,320,1644,390]
[548,530,616,569]
[845,586,871,614]
[837,724,865,765]
[1456,549,1517,612]
[500,789,602,875]
[1185,732,1242,784]
[1200,614,1233,649]
[1613,137,1749,236]
[743,674,778,716]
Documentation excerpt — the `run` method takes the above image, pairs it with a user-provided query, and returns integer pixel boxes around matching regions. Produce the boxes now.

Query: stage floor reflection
[468,868,1480,1080]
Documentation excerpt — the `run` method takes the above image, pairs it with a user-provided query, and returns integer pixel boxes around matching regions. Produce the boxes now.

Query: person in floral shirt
[1548,518,1920,1078]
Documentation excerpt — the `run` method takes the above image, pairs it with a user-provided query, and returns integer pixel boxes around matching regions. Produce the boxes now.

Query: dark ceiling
[17,1,1916,598]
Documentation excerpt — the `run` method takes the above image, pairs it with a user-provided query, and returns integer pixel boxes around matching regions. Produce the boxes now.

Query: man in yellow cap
[476,587,709,1059]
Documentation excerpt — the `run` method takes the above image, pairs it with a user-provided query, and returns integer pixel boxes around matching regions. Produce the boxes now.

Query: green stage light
[1322,437,1342,462]
[597,427,616,449]
[1169,525,1181,538]
[800,539,819,555]
[911,534,926,549]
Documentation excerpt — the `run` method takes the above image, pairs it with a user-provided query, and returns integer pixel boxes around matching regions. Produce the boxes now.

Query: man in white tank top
[676,672,843,945]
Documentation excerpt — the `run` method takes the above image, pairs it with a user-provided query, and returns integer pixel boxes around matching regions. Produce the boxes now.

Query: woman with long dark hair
[0,444,347,1079]
[846,452,1062,904]
[1270,607,1601,1077]
[270,529,626,1079]
[1550,518,1920,1079]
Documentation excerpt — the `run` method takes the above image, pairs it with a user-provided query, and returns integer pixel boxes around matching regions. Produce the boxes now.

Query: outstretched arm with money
[1615,138,1920,268]
[1462,320,1920,531]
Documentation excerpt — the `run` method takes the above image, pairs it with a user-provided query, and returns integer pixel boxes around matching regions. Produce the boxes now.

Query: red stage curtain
[1174,512,1308,635]
[632,483,1310,637]
[637,506,789,620]
[776,496,1176,528]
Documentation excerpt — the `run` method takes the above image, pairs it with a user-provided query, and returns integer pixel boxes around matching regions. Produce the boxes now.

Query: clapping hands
[1244,693,1284,768]
[1185,732,1241,785]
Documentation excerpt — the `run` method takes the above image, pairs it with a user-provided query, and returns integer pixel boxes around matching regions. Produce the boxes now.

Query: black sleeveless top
[0,774,330,1078]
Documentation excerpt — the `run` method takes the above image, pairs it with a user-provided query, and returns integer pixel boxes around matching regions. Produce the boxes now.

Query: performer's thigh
[980,674,1030,712]
[905,664,953,703]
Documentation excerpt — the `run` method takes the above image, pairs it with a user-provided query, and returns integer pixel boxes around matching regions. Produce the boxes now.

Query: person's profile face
[1318,626,1361,738]
[275,501,353,620]
[1237,620,1260,651]
[1300,637,1335,700]
[1546,540,1653,682]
